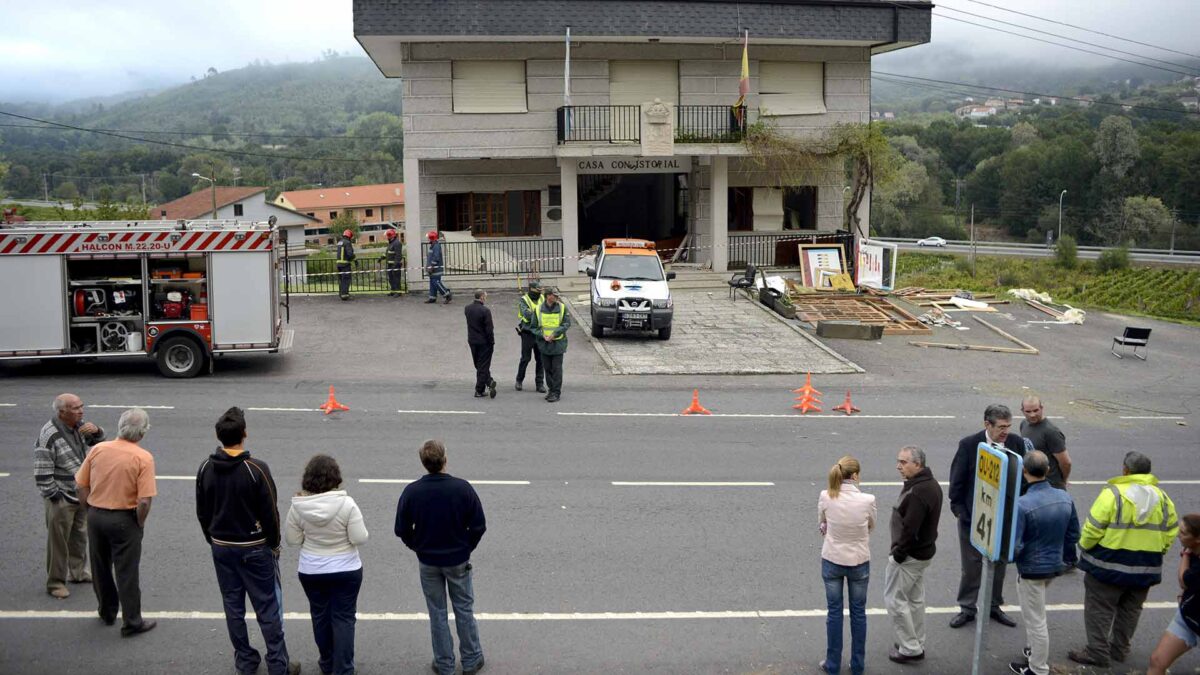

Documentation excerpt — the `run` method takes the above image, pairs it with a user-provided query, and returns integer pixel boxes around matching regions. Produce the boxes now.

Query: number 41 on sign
[970,443,1022,562]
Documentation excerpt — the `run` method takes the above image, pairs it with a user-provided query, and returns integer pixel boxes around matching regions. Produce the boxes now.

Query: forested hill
[0,57,405,204]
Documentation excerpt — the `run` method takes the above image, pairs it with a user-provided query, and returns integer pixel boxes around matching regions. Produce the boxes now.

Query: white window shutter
[453,61,528,113]
[609,61,679,106]
[759,62,826,116]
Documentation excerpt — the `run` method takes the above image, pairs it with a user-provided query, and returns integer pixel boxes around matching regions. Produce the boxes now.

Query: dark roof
[152,187,266,220]
[354,0,931,44]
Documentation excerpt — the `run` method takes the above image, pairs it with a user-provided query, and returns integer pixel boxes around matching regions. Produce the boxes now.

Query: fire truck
[0,219,292,377]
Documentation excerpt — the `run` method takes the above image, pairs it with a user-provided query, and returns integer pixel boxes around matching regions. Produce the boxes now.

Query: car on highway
[916,236,947,247]
[587,238,675,340]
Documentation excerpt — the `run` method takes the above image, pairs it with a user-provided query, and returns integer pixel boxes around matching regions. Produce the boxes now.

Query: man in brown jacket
[886,446,944,664]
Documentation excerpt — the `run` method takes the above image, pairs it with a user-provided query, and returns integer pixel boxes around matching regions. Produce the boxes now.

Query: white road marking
[861,480,1200,487]
[1119,416,1187,420]
[558,412,956,419]
[0,602,1176,622]
[0,404,16,408]
[359,479,530,485]
[0,473,9,478]
[89,404,175,410]
[612,481,775,487]
[247,407,321,412]
[396,410,486,415]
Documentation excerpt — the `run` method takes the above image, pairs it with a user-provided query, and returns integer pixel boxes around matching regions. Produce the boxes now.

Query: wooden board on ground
[908,316,1039,355]
[787,294,932,335]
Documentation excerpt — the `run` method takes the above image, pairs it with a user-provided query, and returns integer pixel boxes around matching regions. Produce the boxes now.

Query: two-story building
[354,0,931,275]
[274,182,407,245]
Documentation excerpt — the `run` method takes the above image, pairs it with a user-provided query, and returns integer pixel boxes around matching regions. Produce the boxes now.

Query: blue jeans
[419,561,483,675]
[299,568,363,675]
[821,559,870,675]
[429,275,450,299]
[211,544,291,675]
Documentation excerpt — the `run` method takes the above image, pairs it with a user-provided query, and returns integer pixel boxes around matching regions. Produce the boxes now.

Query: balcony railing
[729,230,857,278]
[676,105,747,143]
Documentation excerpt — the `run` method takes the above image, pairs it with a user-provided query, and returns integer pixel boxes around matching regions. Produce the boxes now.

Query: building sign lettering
[576,157,692,175]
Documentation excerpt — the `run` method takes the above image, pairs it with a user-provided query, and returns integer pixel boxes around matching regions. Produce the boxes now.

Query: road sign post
[969,442,1023,675]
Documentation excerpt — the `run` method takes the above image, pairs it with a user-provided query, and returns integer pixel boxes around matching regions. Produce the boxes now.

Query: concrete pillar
[403,157,423,281]
[560,160,580,275]
[710,156,729,272]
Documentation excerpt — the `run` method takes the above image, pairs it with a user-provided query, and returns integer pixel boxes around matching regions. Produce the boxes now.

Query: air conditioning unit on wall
[542,206,563,223]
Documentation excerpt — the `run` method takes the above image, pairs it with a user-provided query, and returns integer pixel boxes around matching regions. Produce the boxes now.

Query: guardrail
[421,238,564,278]
[875,237,1200,256]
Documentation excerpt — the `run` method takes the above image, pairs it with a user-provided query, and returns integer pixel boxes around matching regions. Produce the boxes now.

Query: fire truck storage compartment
[209,251,271,345]
[148,256,208,322]
[0,255,67,352]
[65,257,144,354]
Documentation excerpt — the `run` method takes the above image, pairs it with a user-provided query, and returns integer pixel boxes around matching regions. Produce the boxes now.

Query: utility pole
[140,174,146,205]
[1058,189,1067,242]
[43,173,49,202]
[954,178,962,233]
[1170,208,1178,254]
[970,204,976,277]
[210,163,218,219]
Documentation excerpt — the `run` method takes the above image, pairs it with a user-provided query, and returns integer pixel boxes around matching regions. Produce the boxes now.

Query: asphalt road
[1,294,1197,675]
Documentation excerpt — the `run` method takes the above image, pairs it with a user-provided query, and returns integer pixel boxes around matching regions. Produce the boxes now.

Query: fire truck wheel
[156,336,205,378]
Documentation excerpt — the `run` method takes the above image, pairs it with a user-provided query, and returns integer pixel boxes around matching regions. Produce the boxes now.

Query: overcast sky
[1,0,1198,104]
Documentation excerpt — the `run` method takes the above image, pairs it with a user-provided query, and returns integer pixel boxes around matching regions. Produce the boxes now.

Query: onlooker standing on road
[74,407,157,637]
[1146,513,1200,675]
[1069,451,1179,667]
[529,287,571,403]
[395,440,487,675]
[336,229,356,301]
[514,280,545,393]
[1020,396,1071,489]
[948,404,1027,629]
[425,230,452,304]
[465,290,497,399]
[817,456,876,675]
[1008,451,1080,675]
[385,228,404,297]
[196,407,299,675]
[35,393,105,598]
[886,446,943,665]
[286,455,368,675]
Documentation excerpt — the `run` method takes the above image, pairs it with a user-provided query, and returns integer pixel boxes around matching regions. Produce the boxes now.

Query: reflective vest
[337,239,351,264]
[535,301,566,340]
[518,294,538,325]
[1078,473,1178,587]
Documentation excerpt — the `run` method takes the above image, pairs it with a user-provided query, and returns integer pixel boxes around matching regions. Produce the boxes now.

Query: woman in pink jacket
[818,456,877,675]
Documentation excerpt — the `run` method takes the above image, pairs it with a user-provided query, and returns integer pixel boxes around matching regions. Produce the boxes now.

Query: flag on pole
[733,30,749,125]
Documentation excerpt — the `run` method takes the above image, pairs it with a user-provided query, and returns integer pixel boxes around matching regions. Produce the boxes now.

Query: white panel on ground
[0,255,66,351]
[210,252,271,345]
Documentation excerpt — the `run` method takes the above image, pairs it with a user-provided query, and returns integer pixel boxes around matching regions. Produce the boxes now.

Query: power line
[963,0,1200,61]
[0,122,404,141]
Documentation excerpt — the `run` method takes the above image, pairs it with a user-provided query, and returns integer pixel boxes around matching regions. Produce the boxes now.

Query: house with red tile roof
[151,186,318,256]
[275,183,406,245]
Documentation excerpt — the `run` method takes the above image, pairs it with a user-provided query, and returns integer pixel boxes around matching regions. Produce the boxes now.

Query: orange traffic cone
[681,389,712,415]
[791,373,823,398]
[318,386,350,414]
[832,390,861,415]
[792,392,823,414]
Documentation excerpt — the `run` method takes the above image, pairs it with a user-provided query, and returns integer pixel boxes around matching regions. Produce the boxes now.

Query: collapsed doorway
[578,173,686,249]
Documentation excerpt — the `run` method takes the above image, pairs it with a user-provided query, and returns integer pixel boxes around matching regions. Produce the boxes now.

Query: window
[306,212,315,217]
[759,62,826,116]
[609,61,678,106]
[728,187,753,231]
[783,187,818,230]
[365,208,374,218]
[452,61,528,113]
[233,203,244,217]
[329,211,338,220]
[437,191,542,237]
[548,185,561,207]
[160,210,167,217]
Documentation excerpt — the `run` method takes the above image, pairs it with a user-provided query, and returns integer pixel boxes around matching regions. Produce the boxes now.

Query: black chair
[728,264,756,300]
[1111,327,1152,360]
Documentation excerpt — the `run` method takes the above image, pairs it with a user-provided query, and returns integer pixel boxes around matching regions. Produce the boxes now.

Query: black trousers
[516,332,544,385]
[299,568,363,675]
[212,543,291,675]
[337,264,351,297]
[955,517,1007,614]
[470,342,494,394]
[542,352,564,396]
[387,261,403,291]
[87,507,144,628]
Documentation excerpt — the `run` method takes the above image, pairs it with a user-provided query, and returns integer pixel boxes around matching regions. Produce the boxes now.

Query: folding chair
[727,264,756,300]
[1111,327,1151,360]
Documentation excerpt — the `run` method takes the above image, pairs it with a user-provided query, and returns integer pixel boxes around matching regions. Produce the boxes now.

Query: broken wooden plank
[908,341,1039,354]
[974,317,1039,352]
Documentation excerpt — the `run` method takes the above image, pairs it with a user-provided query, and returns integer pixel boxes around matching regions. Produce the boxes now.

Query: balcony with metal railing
[556,105,747,144]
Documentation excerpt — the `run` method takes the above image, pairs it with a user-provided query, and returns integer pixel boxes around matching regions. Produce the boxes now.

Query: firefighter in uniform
[425,230,452,304]
[336,229,356,301]
[529,287,571,403]
[515,280,545,393]
[385,228,404,297]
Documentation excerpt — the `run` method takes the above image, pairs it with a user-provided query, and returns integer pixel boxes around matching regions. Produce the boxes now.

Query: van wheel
[591,320,605,338]
[658,325,672,340]
[156,336,205,378]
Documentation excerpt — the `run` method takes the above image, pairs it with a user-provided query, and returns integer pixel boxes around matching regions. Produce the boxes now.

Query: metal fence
[557,106,641,143]
[728,230,858,278]
[421,238,565,278]
[288,255,406,294]
[675,105,746,143]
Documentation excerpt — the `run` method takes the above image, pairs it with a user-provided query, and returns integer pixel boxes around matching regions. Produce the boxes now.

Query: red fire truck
[0,219,292,377]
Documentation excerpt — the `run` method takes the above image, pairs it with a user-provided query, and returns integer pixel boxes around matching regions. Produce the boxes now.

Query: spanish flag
[733,31,749,124]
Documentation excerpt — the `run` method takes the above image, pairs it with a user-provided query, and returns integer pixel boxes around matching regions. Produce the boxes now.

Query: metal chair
[1111,327,1151,360]
[727,264,756,300]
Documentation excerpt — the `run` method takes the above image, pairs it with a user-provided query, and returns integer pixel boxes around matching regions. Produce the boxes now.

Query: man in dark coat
[464,290,496,399]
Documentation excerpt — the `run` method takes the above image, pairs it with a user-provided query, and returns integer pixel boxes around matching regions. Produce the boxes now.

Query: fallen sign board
[787,293,931,335]
[908,316,1039,354]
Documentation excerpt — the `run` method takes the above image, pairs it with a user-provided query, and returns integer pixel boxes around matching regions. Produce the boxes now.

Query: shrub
[1054,235,1078,270]
[1096,246,1130,273]
[953,256,974,274]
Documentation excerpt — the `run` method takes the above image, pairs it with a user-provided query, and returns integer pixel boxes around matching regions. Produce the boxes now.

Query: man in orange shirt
[76,407,158,637]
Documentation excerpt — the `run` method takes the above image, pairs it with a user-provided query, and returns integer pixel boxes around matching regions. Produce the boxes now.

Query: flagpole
[564,27,572,108]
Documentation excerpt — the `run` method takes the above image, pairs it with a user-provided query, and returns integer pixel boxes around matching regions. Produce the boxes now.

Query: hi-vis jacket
[1078,473,1178,588]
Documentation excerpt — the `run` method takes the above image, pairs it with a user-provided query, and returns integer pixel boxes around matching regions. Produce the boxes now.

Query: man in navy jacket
[948,403,1028,629]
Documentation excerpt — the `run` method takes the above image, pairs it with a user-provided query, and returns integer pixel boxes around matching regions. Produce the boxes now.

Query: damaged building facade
[354,0,932,276]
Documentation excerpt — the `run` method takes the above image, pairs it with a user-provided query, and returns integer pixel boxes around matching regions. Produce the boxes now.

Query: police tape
[289,234,853,282]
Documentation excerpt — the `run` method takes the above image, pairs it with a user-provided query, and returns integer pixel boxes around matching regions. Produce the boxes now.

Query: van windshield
[598,254,664,281]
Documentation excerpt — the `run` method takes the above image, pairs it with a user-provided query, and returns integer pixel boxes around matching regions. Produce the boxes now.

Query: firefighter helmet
[426,230,439,241]
[342,229,353,239]
[385,229,397,240]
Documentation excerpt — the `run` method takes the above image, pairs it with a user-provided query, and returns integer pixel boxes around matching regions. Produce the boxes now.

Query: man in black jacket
[948,403,1028,630]
[196,407,299,675]
[886,446,944,664]
[464,290,497,399]
[396,440,487,675]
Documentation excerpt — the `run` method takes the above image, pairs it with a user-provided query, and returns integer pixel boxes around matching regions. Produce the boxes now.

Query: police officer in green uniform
[336,229,356,301]
[515,280,545,393]
[529,287,571,403]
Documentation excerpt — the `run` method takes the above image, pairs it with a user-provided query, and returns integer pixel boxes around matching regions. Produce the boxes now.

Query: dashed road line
[558,412,957,419]
[0,602,1177,622]
[158,476,195,481]
[0,472,9,478]
[1119,416,1187,420]
[612,481,775,487]
[0,404,16,408]
[862,480,1200,487]
[89,404,175,410]
[359,479,530,485]
[396,409,485,415]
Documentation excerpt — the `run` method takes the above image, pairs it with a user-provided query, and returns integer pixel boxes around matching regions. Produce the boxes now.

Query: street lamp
[191,172,218,219]
[1057,189,1067,242]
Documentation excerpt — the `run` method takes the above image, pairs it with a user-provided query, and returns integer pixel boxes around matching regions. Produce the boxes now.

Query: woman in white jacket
[285,455,368,675]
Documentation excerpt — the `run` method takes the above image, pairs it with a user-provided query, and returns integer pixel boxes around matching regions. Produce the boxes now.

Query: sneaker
[443,294,453,304]
[888,647,925,664]
[424,298,437,304]
[120,620,156,637]
[463,657,485,675]
[1008,663,1034,675]
[545,394,560,403]
[1067,649,1108,667]
[48,587,69,599]
[536,385,547,393]
[474,392,485,398]
[515,381,523,391]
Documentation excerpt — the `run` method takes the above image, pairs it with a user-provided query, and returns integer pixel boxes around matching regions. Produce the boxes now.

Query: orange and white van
[585,238,675,340]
